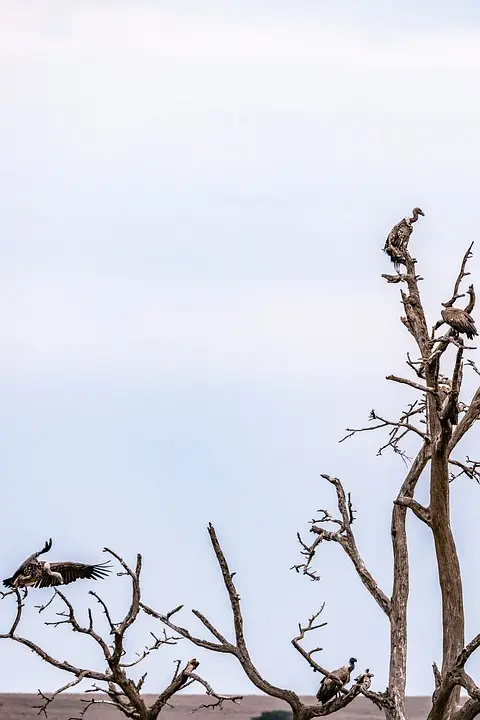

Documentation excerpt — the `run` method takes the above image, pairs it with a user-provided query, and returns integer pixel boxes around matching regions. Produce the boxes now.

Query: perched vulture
[383,207,425,270]
[3,539,112,590]
[316,657,357,705]
[441,306,478,340]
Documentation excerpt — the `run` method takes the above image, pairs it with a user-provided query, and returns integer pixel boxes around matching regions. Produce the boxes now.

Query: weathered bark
[425,333,466,719]
[388,445,431,720]
[150,236,480,720]
[402,250,466,720]
[428,402,465,718]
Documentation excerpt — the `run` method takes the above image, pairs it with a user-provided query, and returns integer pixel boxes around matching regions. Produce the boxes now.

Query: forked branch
[293,475,391,616]
[0,549,226,720]
[143,523,377,717]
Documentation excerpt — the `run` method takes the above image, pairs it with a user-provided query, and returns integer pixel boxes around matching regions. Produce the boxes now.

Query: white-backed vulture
[3,539,112,590]
[384,207,424,270]
[441,306,478,340]
[316,657,357,705]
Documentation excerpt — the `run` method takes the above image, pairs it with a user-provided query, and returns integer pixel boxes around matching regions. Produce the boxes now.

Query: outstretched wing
[3,539,53,587]
[35,560,112,588]
[22,539,53,566]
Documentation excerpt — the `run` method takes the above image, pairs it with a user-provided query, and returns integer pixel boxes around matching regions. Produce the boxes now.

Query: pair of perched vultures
[3,539,111,590]
[384,208,478,340]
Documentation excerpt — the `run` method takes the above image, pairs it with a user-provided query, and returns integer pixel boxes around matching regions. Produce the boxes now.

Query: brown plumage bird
[441,306,478,340]
[316,657,357,705]
[384,207,425,270]
[3,539,112,590]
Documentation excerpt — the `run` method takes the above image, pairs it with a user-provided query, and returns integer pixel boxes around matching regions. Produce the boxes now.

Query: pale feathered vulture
[316,657,357,705]
[3,539,112,590]
[383,207,425,270]
[441,306,478,340]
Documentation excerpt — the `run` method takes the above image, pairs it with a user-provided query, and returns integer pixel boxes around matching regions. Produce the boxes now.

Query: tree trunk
[430,447,464,716]
[428,382,465,720]
[384,704,408,720]
[388,445,430,720]
[389,503,408,720]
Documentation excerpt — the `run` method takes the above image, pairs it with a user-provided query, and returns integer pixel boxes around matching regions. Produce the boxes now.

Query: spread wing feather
[20,539,53,568]
[34,561,112,588]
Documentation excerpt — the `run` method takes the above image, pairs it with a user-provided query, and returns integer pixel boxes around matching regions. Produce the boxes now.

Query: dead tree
[142,221,480,720]
[288,237,480,720]
[0,547,241,719]
[141,523,378,720]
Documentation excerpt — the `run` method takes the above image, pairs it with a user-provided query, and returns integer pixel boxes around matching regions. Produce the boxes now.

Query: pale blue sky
[1,0,480,700]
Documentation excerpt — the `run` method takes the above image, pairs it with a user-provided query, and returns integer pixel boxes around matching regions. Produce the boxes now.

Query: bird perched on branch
[383,207,425,270]
[441,306,478,340]
[3,539,112,590]
[316,657,357,705]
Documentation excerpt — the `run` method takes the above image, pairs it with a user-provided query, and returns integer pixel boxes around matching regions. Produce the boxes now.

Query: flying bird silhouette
[3,539,112,590]
[384,207,424,270]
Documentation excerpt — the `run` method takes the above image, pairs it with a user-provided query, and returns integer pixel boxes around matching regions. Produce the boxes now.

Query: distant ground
[0,694,434,720]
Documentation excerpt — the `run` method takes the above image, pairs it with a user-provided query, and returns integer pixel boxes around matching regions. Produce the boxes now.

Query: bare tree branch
[294,475,391,616]
[445,243,474,308]
[339,404,429,466]
[0,549,228,720]
[144,524,378,718]
[291,607,328,674]
[386,375,436,394]
[449,457,480,484]
[33,673,89,717]
[394,497,431,526]
[340,408,428,445]
[188,673,242,713]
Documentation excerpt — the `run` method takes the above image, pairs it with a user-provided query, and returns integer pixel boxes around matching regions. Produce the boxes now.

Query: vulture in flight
[383,207,425,270]
[441,306,478,340]
[3,539,112,590]
[316,657,357,705]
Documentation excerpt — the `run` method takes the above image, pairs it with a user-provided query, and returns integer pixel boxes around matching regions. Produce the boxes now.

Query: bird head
[349,657,357,668]
[409,208,425,224]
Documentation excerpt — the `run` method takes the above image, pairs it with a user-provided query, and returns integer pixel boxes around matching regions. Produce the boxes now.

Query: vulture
[383,207,425,270]
[441,306,478,340]
[3,539,112,590]
[316,657,357,705]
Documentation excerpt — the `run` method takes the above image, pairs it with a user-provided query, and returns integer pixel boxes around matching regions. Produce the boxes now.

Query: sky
[1,0,480,702]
